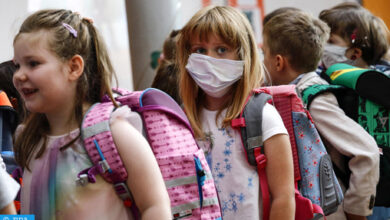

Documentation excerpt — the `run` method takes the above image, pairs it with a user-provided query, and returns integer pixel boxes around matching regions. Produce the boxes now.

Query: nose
[206,50,218,59]
[13,68,27,84]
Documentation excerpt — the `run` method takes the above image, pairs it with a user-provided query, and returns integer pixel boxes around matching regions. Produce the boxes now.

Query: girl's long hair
[14,9,117,170]
[177,6,263,138]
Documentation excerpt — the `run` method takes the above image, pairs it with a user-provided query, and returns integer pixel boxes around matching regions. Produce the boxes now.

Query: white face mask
[186,53,244,98]
[322,43,355,69]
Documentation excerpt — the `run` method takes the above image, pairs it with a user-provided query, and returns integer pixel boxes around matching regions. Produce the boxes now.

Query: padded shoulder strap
[240,92,271,166]
[81,102,128,183]
[301,84,344,108]
[326,63,390,108]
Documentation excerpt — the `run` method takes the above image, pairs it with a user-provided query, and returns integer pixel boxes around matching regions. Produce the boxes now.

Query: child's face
[261,35,280,85]
[13,31,74,115]
[190,34,238,60]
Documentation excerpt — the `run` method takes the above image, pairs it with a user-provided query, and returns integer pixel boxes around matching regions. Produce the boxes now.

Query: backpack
[0,90,18,174]
[231,85,343,220]
[78,88,222,220]
[301,63,390,207]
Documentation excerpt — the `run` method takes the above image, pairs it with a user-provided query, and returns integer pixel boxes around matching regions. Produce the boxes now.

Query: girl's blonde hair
[319,2,389,65]
[177,5,263,138]
[14,9,117,170]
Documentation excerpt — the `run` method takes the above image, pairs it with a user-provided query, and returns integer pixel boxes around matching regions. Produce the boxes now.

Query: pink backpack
[78,88,222,219]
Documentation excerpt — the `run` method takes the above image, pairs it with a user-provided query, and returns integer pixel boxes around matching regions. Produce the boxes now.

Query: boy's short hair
[263,11,330,73]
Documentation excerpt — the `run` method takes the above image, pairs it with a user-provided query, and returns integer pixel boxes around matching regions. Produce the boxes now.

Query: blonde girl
[177,5,295,220]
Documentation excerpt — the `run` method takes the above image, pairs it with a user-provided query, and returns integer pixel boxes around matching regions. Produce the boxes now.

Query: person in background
[151,29,181,104]
[319,2,389,74]
[262,8,379,220]
[0,60,25,123]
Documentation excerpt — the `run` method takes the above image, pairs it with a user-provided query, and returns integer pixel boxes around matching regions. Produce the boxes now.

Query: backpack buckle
[114,182,133,201]
[256,154,267,169]
[76,174,89,186]
[231,117,246,128]
[98,160,111,173]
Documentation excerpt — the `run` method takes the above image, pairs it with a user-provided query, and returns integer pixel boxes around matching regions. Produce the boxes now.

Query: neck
[45,102,91,136]
[354,58,369,68]
[204,92,231,111]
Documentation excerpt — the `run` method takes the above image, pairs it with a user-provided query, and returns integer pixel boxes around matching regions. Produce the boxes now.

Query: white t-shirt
[0,155,20,210]
[197,103,287,220]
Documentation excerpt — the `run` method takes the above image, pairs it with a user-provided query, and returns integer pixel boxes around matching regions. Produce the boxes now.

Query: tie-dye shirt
[19,106,142,220]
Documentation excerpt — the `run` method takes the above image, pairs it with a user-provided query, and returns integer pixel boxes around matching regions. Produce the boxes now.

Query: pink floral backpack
[78,88,222,220]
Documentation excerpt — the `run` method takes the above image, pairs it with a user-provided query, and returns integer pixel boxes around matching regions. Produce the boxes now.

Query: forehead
[15,30,52,49]
[14,31,54,58]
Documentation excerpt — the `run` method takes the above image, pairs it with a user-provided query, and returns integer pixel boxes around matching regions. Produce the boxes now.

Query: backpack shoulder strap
[80,101,133,206]
[232,91,271,166]
[301,84,344,108]
[232,90,271,220]
[326,63,390,108]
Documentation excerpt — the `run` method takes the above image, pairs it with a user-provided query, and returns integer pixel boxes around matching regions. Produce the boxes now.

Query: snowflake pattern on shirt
[197,124,258,218]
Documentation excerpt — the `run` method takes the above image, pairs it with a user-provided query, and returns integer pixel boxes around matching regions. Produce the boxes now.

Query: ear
[348,47,363,60]
[67,55,84,81]
[275,54,285,71]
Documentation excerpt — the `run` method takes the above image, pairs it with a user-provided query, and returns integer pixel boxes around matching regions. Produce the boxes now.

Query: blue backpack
[232,85,343,220]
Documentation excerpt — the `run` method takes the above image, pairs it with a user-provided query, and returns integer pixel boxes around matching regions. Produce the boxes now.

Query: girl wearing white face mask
[319,2,389,71]
[177,5,295,220]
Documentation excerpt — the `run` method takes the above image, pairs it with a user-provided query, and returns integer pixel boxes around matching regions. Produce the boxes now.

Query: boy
[262,9,379,220]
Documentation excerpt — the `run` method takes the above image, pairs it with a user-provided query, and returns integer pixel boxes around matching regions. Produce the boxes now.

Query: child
[12,9,171,220]
[262,9,380,220]
[319,3,390,219]
[0,60,25,123]
[319,2,389,72]
[151,29,181,104]
[0,155,19,214]
[177,5,295,219]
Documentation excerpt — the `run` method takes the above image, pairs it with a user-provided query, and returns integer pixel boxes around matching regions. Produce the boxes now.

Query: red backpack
[232,85,343,220]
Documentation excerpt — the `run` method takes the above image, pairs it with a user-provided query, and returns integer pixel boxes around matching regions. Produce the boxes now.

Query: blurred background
[1,0,388,90]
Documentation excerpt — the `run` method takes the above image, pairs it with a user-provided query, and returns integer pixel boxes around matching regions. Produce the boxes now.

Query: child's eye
[29,61,40,67]
[216,47,227,54]
[194,48,206,54]
[14,63,20,69]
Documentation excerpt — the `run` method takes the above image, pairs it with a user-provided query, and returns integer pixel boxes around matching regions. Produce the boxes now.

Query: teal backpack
[301,63,390,207]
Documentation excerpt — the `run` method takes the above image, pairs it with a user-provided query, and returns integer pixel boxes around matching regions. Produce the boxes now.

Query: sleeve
[0,156,20,210]
[262,103,288,142]
[110,105,143,134]
[309,92,379,216]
